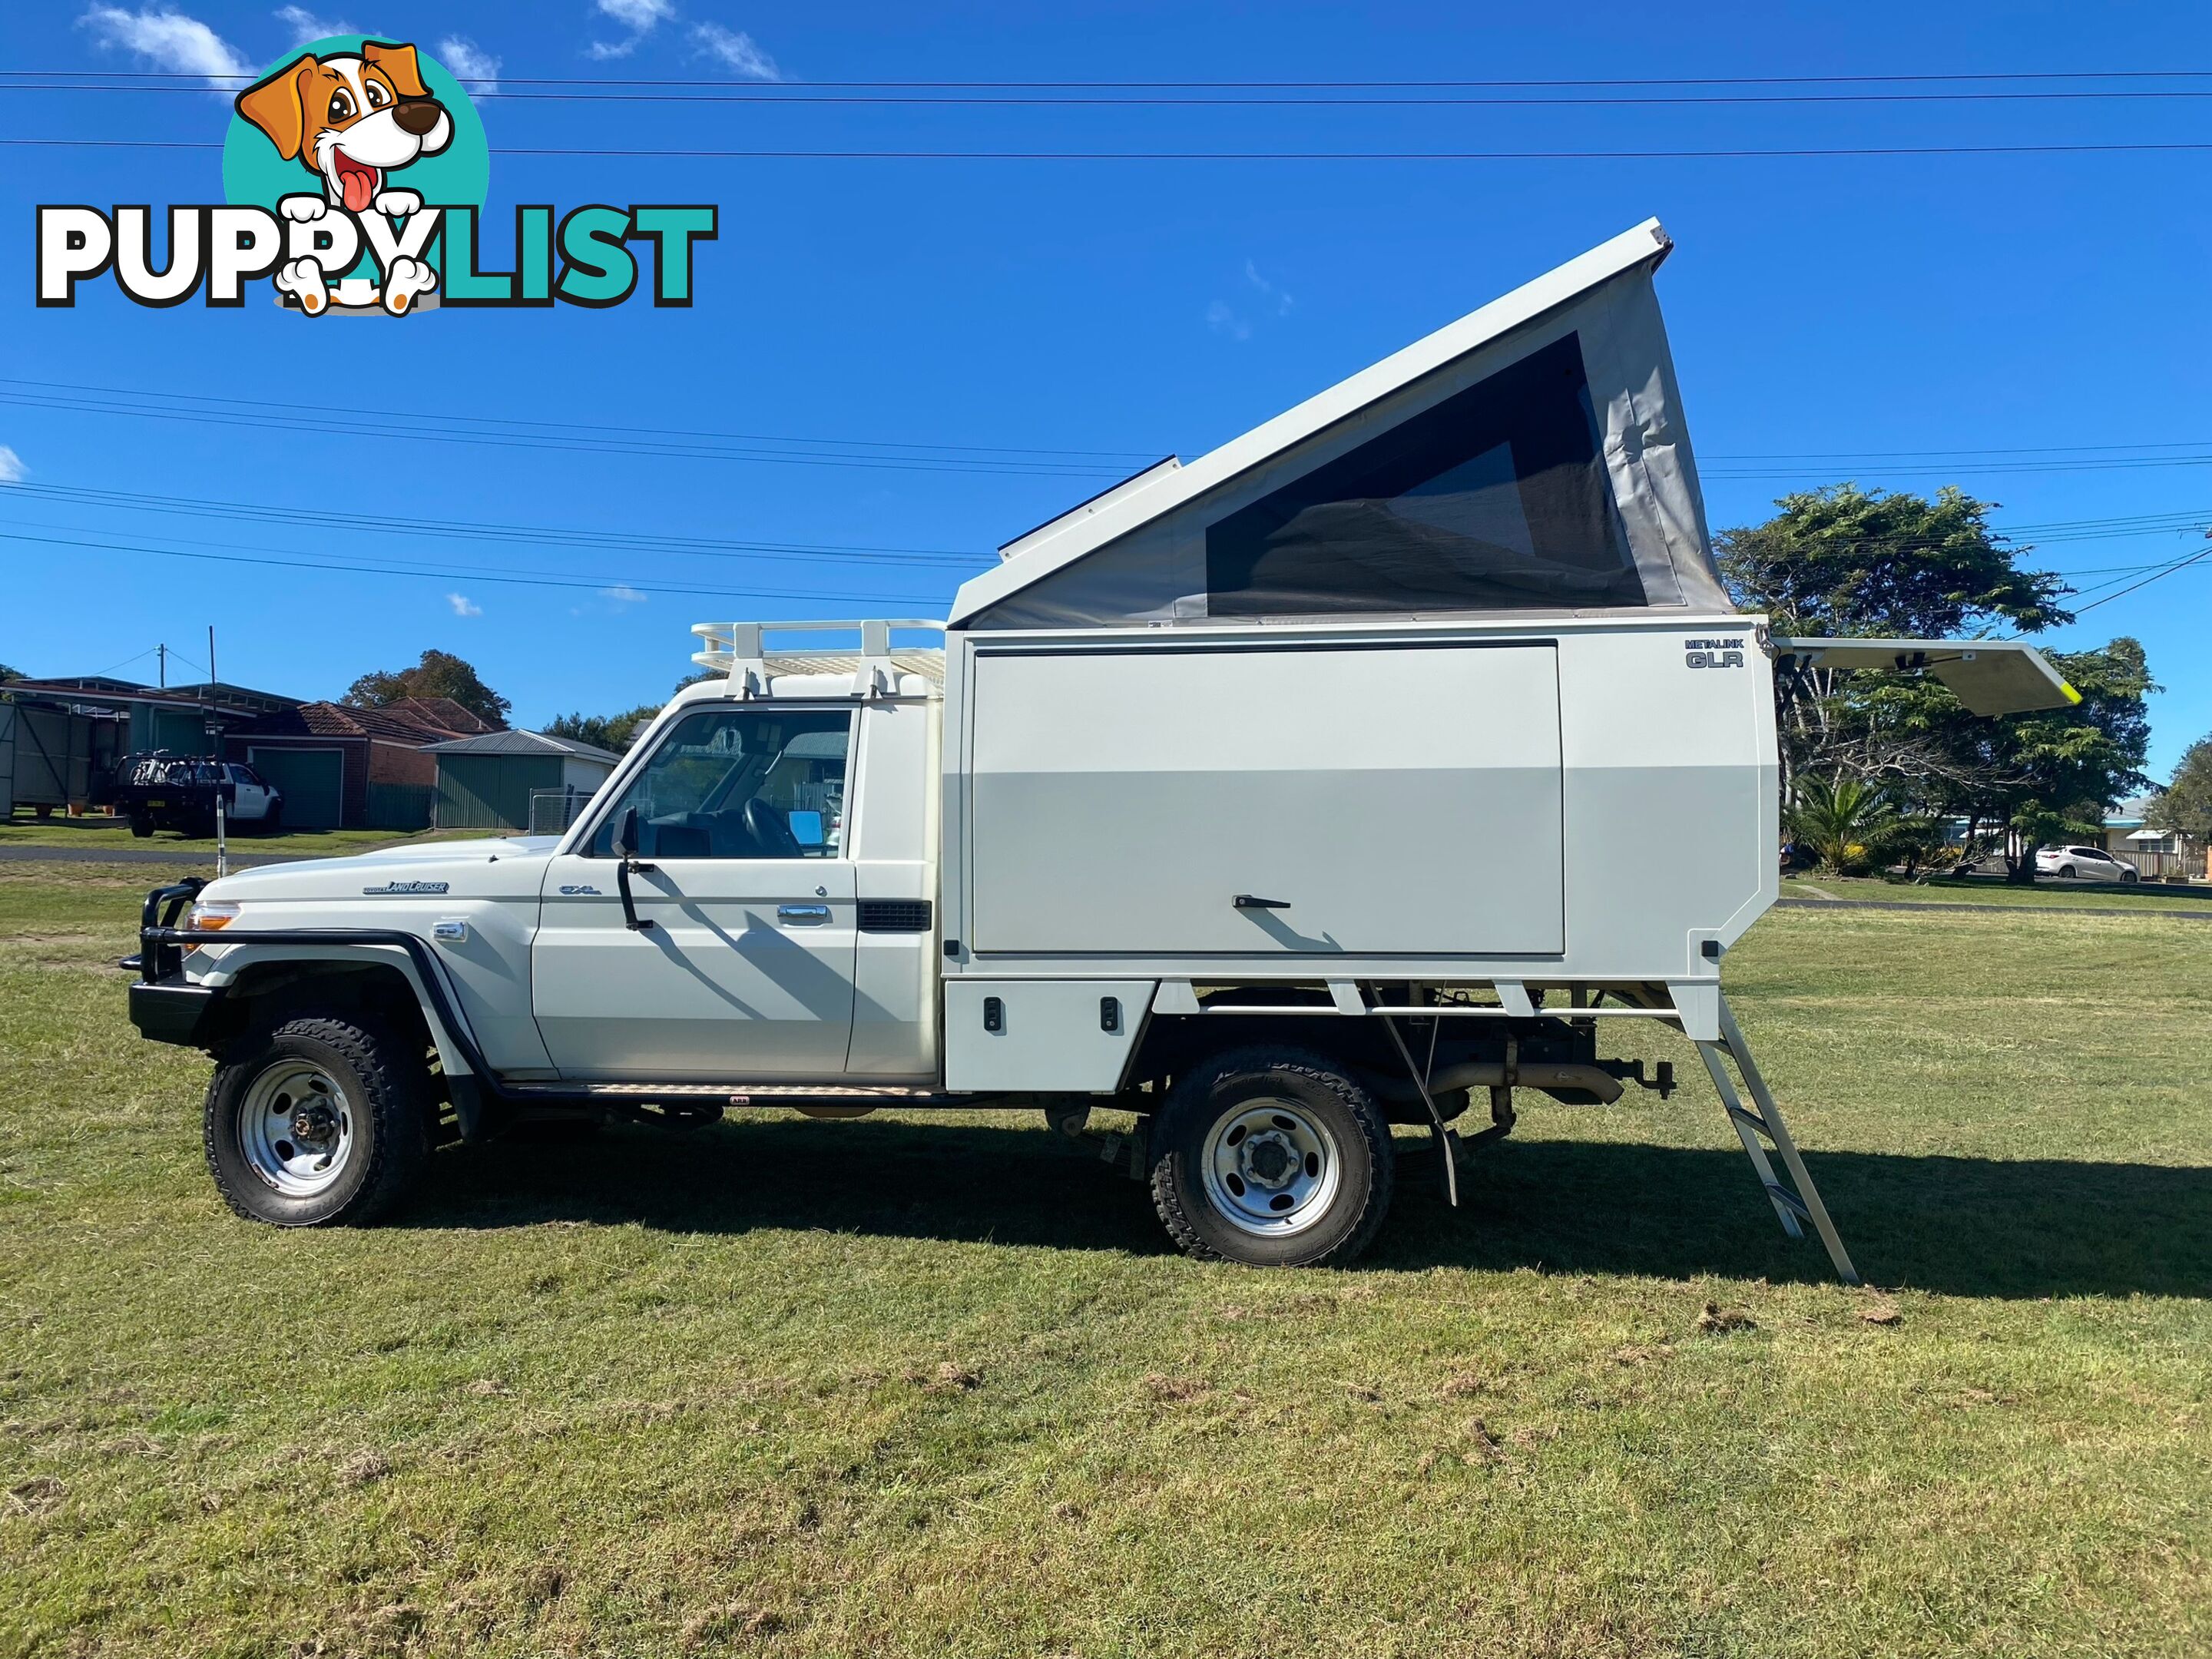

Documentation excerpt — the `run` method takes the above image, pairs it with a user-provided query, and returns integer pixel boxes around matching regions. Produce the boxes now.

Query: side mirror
[613,805,641,861]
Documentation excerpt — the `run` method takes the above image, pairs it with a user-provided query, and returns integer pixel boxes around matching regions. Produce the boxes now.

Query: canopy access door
[965,637,1565,958]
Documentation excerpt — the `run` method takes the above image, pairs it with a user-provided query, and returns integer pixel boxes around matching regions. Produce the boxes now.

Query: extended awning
[1769,637,2080,717]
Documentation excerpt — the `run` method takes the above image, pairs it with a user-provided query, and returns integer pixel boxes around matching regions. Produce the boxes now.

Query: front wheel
[257,802,283,835]
[1148,1048,1393,1267]
[204,1016,432,1226]
[2122,869,2139,883]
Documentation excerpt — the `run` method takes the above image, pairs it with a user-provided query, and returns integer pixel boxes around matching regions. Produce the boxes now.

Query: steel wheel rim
[238,1060,356,1197]
[1200,1098,1342,1238]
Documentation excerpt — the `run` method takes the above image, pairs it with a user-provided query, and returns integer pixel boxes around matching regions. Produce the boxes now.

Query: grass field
[1780,873,2212,911]
[0,815,485,859]
[2,859,2207,1657]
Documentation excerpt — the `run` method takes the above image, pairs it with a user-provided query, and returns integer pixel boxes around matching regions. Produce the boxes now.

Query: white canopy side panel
[957,222,1731,631]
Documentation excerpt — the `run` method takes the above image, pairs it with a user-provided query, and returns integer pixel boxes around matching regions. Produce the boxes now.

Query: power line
[1,480,992,569]
[0,528,955,608]
[8,69,2208,87]
[15,81,2212,105]
[0,378,1151,470]
[0,389,1135,478]
[8,137,2208,160]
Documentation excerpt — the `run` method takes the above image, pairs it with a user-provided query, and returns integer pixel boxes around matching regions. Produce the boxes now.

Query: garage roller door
[249,747,343,829]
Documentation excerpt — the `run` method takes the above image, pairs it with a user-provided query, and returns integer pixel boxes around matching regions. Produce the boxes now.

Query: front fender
[190,939,479,1078]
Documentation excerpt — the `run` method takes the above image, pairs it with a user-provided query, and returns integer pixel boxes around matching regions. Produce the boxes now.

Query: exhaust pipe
[1370,1061,1624,1105]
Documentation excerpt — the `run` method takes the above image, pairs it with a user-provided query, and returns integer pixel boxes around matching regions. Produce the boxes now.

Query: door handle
[777,903,831,922]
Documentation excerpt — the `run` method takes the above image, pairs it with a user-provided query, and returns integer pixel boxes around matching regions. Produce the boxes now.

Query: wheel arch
[207,946,466,1076]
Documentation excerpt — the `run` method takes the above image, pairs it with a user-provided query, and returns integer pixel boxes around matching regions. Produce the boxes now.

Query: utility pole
[157,642,167,689]
[207,624,227,879]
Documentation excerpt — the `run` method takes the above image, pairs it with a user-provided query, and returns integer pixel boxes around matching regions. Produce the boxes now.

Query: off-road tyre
[1148,1046,1393,1268]
[128,815,154,839]
[204,1015,432,1227]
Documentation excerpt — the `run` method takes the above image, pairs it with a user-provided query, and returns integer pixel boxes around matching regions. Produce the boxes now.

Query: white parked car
[2036,845,2139,882]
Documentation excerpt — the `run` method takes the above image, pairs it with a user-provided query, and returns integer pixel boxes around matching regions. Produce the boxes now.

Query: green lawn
[0,814,498,857]
[2,862,2207,1657]
[1783,872,2211,912]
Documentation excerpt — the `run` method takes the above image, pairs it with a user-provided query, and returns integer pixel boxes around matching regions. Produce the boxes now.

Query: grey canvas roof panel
[951,220,1735,631]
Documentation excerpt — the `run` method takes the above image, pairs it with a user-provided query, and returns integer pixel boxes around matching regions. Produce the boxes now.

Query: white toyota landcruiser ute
[127,224,2077,1273]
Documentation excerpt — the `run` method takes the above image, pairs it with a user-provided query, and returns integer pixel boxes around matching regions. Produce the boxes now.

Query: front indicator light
[187,901,240,932]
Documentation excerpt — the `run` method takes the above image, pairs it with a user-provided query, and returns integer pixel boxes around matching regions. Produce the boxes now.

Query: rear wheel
[2060,864,2078,879]
[128,814,154,839]
[204,1016,432,1227]
[258,802,283,835]
[1148,1048,1392,1267]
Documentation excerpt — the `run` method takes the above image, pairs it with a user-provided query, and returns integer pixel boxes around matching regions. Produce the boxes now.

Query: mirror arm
[616,855,656,931]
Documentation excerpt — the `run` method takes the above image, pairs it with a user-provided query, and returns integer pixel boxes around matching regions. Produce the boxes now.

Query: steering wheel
[743,796,805,859]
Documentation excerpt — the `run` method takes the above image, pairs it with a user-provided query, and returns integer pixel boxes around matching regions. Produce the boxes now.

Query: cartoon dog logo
[233,40,451,316]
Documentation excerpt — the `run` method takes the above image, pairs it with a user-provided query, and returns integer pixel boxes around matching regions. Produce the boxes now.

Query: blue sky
[2,2,2208,774]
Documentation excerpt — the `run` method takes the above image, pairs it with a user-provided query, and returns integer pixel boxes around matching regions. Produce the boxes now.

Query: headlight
[187,900,241,932]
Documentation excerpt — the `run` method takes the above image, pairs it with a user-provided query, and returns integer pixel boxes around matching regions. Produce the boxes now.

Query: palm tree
[1785,774,1902,876]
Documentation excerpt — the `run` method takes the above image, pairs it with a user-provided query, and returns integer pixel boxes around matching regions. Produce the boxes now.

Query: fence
[528,786,597,837]
[364,782,435,832]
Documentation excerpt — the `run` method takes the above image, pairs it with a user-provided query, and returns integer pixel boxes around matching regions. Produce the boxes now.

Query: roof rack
[690,618,946,700]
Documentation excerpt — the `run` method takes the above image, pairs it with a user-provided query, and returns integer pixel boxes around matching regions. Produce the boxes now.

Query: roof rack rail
[690,618,946,700]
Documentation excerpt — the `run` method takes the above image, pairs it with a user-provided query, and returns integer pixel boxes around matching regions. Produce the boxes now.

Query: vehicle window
[586,706,850,859]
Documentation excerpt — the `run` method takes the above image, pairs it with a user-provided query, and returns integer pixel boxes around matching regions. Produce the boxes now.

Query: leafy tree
[1717,483,2071,639]
[345,650,511,728]
[0,664,22,684]
[2145,737,2212,849]
[547,705,657,753]
[1784,774,1906,876]
[1876,640,2154,881]
[542,673,714,753]
[1722,485,2153,882]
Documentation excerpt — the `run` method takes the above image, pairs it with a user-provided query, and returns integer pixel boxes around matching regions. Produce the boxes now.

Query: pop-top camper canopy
[952,219,1733,631]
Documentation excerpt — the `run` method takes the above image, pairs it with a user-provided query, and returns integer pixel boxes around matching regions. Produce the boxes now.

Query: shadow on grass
[406,1117,2212,1300]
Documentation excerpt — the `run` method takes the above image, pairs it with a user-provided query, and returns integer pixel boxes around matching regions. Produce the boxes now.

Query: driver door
[531,704,860,1081]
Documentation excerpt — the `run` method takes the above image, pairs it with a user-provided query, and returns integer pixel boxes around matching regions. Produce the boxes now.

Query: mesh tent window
[1204,333,1641,617]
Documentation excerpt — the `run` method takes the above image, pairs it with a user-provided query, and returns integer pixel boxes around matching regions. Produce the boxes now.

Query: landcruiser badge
[362,880,449,895]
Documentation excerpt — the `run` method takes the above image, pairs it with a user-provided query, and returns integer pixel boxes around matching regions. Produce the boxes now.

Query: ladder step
[1762,1181,1813,1223]
[1727,1104,1775,1140]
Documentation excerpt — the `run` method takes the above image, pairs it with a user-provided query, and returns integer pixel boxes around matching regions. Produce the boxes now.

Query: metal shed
[426,730,621,832]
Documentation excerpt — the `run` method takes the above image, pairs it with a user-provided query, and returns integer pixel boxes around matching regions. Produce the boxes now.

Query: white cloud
[1205,300,1250,343]
[447,593,482,617]
[78,6,251,90]
[598,0,674,26]
[588,0,671,57]
[1245,260,1293,316]
[601,584,647,606]
[272,5,353,45]
[690,22,779,80]
[435,35,500,89]
[0,447,25,484]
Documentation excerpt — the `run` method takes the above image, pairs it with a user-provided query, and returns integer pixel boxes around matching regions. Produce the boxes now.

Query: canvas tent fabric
[952,220,1734,631]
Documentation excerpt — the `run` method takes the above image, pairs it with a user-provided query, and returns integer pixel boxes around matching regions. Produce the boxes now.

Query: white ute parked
[130,222,2077,1271]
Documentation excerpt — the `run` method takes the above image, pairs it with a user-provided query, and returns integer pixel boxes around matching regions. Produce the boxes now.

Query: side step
[503,1081,968,1108]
